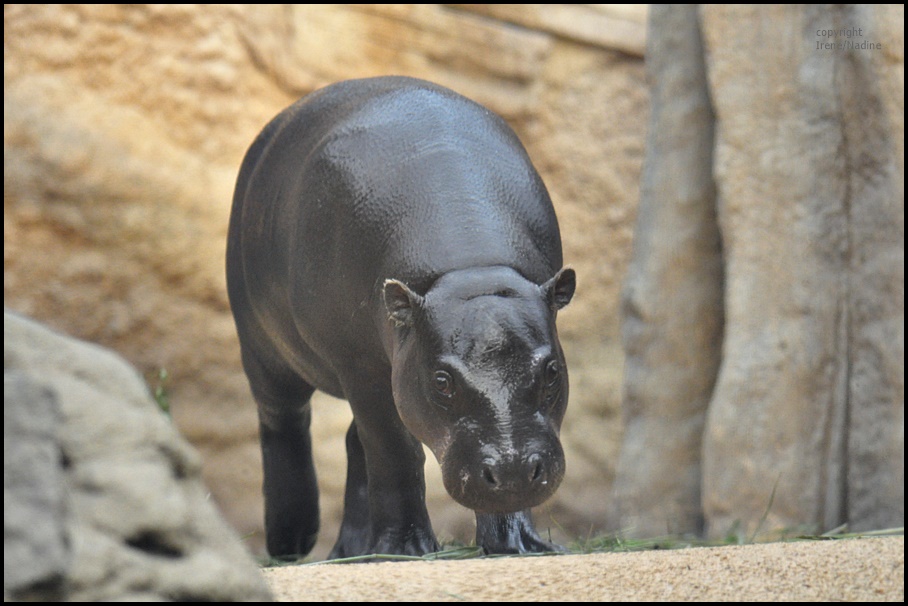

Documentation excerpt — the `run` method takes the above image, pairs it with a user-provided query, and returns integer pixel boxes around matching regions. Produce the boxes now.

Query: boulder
[3,311,272,601]
[4,373,69,601]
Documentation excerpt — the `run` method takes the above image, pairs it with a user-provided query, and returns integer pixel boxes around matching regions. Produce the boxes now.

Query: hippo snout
[443,442,565,514]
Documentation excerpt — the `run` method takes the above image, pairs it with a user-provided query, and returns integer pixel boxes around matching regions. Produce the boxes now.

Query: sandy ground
[262,536,903,601]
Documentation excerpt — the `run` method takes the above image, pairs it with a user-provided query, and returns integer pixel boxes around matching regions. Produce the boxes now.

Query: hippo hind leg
[328,421,371,559]
[245,351,320,559]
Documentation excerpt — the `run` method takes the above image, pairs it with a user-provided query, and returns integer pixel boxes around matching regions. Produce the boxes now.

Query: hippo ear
[542,267,576,311]
[383,279,424,327]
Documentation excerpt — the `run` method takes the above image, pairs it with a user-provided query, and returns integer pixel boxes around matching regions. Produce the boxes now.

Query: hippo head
[382,265,575,513]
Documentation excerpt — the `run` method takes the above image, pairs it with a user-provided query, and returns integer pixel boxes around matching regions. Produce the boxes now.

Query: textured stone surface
[617,4,903,539]
[4,374,69,601]
[3,311,272,601]
[701,3,904,538]
[3,4,648,557]
[613,4,721,537]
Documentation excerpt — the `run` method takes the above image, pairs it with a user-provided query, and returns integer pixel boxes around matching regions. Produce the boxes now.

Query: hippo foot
[266,530,319,562]
[370,526,440,557]
[327,523,370,560]
[330,524,440,560]
[475,510,565,554]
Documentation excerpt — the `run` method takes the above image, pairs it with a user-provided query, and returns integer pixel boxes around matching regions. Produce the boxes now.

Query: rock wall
[616,5,904,539]
[4,4,648,557]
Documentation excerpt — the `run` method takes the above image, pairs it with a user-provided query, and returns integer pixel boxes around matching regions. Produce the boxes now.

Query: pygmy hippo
[226,76,576,559]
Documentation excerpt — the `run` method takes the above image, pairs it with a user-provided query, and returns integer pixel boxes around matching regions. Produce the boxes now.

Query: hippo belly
[227,76,575,558]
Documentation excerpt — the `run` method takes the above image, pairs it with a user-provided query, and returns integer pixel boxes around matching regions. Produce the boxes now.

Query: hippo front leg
[343,387,440,557]
[475,510,565,554]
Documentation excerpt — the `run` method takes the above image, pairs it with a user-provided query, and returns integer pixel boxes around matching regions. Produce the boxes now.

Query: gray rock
[4,373,69,601]
[3,310,272,601]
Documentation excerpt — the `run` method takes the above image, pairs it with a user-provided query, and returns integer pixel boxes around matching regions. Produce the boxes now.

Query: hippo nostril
[528,454,544,484]
[482,466,499,487]
[531,461,543,482]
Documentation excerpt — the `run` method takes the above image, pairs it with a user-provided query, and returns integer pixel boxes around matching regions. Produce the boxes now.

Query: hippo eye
[433,370,455,397]
[544,360,560,387]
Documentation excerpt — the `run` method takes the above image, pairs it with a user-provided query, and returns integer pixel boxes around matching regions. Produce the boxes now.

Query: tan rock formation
[4,4,649,558]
